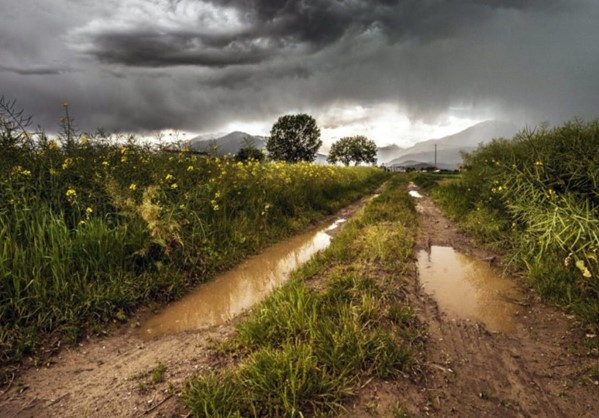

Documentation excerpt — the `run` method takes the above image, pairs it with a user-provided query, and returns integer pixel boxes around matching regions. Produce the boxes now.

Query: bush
[435,119,599,322]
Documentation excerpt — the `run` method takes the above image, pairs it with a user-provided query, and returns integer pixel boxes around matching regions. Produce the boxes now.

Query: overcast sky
[1,0,598,146]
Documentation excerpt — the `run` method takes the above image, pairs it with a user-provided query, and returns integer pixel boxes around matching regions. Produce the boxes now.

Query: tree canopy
[266,114,322,163]
[327,135,377,166]
[236,146,265,162]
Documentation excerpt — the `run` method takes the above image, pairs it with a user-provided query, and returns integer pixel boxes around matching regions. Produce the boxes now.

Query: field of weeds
[421,119,599,324]
[0,124,387,378]
[184,175,423,417]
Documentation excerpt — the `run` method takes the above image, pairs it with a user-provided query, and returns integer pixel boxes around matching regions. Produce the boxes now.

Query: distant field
[0,134,387,378]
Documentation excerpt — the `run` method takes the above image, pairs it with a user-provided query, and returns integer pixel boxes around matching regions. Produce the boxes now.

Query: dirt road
[0,196,371,418]
[1,186,598,417]
[390,185,599,417]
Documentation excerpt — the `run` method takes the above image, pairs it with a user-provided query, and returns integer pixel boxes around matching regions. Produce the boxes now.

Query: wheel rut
[402,184,598,418]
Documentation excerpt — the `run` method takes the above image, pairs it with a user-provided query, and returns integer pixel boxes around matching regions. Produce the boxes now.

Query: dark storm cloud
[0,64,68,76]
[87,32,275,67]
[0,0,597,138]
[75,0,567,68]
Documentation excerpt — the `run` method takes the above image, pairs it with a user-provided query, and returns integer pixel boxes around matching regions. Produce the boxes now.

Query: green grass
[151,362,167,384]
[184,175,423,417]
[0,119,389,380]
[427,119,599,325]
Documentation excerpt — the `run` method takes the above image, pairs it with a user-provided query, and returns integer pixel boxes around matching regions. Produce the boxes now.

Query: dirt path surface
[392,184,599,418]
[0,198,371,418]
[2,186,598,418]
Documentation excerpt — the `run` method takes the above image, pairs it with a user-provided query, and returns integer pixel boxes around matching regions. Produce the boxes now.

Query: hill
[376,144,404,164]
[188,131,266,155]
[188,131,330,163]
[385,120,519,169]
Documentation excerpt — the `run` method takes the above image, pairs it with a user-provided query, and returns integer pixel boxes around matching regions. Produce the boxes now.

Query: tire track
[407,186,598,418]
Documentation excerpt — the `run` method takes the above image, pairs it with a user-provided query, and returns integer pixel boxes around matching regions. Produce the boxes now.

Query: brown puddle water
[138,218,346,339]
[417,246,523,333]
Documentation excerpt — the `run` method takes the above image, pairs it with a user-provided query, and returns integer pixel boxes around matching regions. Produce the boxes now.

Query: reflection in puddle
[139,220,343,338]
[417,246,523,333]
[326,218,346,231]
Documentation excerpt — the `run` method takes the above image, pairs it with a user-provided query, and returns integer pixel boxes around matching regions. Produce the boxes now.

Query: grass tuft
[428,119,599,324]
[185,175,423,417]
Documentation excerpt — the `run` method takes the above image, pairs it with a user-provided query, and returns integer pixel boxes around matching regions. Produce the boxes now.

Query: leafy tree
[235,136,266,162]
[327,135,377,166]
[236,146,265,162]
[266,114,322,162]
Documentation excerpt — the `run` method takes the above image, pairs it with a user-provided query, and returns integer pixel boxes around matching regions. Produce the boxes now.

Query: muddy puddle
[417,246,524,333]
[139,218,347,339]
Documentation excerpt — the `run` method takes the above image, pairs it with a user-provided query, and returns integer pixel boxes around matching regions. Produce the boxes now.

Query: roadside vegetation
[0,101,388,380]
[416,119,599,324]
[184,175,424,417]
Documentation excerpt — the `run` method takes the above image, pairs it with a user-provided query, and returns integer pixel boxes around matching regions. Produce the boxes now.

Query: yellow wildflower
[129,183,137,191]
[575,259,592,278]
[66,189,77,202]
[170,183,178,189]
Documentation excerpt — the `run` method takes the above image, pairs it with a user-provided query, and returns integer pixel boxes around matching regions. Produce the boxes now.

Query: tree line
[240,113,377,166]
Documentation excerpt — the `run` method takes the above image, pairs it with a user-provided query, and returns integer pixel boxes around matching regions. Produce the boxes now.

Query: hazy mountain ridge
[383,120,519,169]
[187,131,329,164]
[376,144,404,164]
[188,131,267,155]
[187,120,519,168]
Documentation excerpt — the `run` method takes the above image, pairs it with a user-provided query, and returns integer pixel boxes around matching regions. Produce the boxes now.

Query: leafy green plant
[151,362,167,384]
[434,119,599,322]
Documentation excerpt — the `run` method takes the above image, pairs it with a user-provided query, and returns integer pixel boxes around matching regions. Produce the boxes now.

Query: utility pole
[434,144,437,168]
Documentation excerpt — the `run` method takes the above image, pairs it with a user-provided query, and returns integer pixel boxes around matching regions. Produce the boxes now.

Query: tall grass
[0,116,388,378]
[184,176,423,417]
[431,119,599,322]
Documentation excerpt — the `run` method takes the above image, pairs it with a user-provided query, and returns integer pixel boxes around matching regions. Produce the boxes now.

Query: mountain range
[187,131,266,155]
[187,131,328,164]
[186,120,520,169]
[382,120,519,169]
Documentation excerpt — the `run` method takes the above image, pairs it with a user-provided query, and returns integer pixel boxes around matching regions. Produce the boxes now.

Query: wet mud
[140,218,346,338]
[417,245,523,333]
